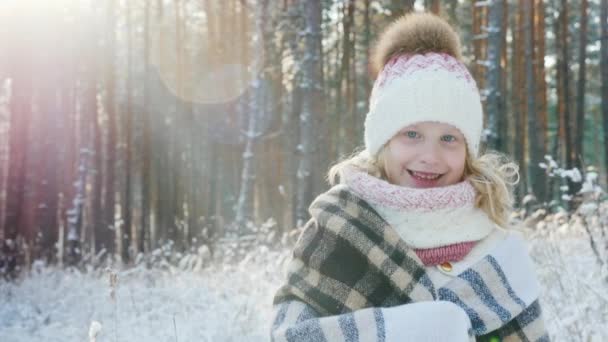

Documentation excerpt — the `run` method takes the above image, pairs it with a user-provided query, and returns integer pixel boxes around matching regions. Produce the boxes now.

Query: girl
[270,12,548,342]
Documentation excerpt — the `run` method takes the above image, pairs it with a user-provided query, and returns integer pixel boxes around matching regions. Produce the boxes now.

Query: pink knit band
[372,52,476,96]
[414,241,476,266]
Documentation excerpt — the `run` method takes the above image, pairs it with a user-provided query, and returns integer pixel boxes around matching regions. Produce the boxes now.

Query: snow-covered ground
[525,202,608,341]
[0,243,292,342]
[1,205,607,342]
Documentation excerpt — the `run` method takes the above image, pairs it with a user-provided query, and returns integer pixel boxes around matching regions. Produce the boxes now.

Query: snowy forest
[1,0,608,341]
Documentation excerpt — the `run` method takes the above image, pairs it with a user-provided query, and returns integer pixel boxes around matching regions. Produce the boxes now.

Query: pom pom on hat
[364,12,483,158]
[371,12,463,78]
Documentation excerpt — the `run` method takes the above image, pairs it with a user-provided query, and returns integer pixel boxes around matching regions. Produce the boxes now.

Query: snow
[2,203,608,341]
[0,245,292,342]
[88,321,102,341]
[524,202,608,341]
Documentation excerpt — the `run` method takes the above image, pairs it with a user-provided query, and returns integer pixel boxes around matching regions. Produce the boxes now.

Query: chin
[402,179,429,188]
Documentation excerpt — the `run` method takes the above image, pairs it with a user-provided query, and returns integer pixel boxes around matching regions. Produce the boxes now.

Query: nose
[417,141,442,166]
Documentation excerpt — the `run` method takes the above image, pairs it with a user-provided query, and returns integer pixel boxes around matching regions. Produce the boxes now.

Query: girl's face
[383,121,467,188]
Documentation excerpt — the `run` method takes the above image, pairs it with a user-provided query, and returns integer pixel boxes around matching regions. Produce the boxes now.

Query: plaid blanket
[272,184,549,341]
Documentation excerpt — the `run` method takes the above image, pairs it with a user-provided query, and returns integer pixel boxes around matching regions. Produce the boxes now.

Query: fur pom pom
[371,12,462,77]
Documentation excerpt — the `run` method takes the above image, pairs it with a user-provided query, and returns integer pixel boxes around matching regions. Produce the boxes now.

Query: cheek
[387,141,415,162]
[383,142,411,175]
[386,153,407,173]
[447,151,466,174]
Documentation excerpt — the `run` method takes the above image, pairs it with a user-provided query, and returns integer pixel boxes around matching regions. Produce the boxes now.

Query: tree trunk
[425,0,441,14]
[498,0,509,153]
[534,0,549,201]
[535,0,548,157]
[82,7,103,260]
[510,0,527,201]
[3,71,32,273]
[363,0,372,108]
[388,0,415,21]
[524,0,545,203]
[235,0,269,231]
[602,0,608,188]
[103,0,117,256]
[558,0,574,200]
[34,71,61,263]
[295,0,322,227]
[573,0,588,196]
[340,1,355,155]
[140,0,151,254]
[484,0,504,151]
[447,0,459,26]
[122,0,133,263]
[472,1,488,94]
[66,148,90,266]
[2,5,37,268]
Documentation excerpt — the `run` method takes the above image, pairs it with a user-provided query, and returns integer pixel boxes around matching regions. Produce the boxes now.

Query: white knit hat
[364,13,483,157]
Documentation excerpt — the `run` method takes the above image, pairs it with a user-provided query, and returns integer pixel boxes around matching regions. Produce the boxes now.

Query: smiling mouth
[406,169,444,180]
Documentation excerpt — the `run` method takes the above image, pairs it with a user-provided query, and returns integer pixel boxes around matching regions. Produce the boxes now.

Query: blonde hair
[327,145,519,227]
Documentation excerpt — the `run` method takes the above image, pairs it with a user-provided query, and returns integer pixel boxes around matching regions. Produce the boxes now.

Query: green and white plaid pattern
[272,184,549,341]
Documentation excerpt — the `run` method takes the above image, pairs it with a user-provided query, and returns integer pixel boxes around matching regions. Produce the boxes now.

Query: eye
[441,134,457,143]
[403,131,420,139]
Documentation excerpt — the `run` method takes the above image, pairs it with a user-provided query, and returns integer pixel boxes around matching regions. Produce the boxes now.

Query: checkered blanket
[272,184,549,341]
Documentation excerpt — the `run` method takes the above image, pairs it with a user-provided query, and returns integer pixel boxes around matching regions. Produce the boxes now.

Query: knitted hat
[364,12,483,157]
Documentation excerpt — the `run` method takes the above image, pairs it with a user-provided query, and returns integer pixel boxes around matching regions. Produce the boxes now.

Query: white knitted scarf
[341,166,496,249]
